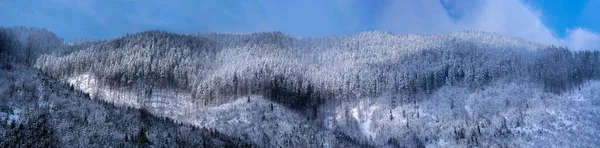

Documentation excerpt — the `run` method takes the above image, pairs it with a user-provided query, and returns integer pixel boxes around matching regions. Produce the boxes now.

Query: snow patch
[67,73,99,96]
[1,108,20,124]
[351,103,378,140]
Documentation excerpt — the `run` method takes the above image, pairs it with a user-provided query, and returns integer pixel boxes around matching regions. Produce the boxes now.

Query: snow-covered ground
[65,71,600,147]
[350,102,378,141]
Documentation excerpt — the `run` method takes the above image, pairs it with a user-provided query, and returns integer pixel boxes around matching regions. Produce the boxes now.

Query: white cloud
[465,0,559,45]
[379,0,600,50]
[563,28,600,51]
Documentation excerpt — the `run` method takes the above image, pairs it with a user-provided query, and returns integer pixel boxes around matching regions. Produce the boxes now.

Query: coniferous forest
[1,26,600,147]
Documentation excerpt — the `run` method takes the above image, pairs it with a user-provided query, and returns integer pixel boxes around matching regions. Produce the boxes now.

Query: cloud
[465,0,559,45]
[563,28,600,51]
[379,0,600,50]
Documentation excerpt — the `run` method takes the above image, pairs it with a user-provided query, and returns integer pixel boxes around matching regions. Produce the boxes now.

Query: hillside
[0,27,255,147]
[2,26,600,147]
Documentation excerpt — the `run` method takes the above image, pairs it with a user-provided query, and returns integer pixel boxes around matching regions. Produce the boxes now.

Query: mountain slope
[0,27,255,147]
[2,26,600,147]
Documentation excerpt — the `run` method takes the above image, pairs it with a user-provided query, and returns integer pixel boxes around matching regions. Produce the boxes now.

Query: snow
[1,108,20,124]
[67,74,98,96]
[350,102,377,141]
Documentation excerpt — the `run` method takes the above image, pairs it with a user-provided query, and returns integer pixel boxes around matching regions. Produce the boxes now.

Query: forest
[1,26,600,147]
[33,29,600,109]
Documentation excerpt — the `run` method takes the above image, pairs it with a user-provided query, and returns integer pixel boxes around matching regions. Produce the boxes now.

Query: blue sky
[0,0,599,50]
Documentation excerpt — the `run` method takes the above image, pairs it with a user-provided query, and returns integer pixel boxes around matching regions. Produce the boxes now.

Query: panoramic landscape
[1,0,600,147]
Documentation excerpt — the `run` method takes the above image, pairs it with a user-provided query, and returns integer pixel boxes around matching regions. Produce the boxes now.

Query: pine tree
[25,35,33,66]
[136,127,151,146]
[0,116,5,128]
[389,110,394,121]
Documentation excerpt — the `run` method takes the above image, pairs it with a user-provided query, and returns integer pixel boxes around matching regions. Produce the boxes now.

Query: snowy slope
[3,26,600,147]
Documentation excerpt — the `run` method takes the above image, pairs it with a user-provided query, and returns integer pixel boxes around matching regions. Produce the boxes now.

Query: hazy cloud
[466,0,559,45]
[380,0,600,50]
[563,28,600,51]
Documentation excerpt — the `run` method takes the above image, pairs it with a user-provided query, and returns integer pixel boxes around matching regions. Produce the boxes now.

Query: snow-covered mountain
[0,27,253,147]
[1,26,600,147]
